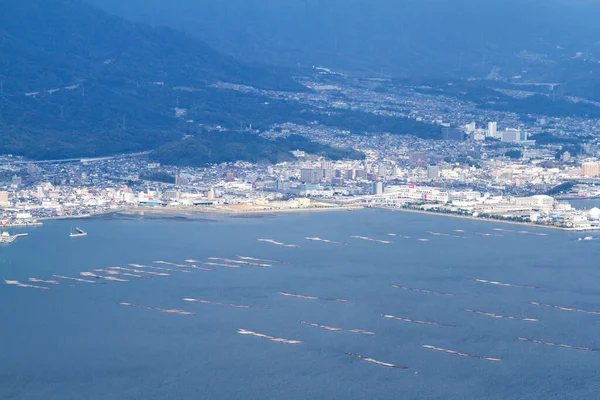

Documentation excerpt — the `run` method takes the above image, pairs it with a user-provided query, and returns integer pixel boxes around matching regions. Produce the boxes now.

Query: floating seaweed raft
[301,321,374,335]
[237,328,301,344]
[28,278,59,285]
[53,275,101,284]
[517,337,600,353]
[305,237,342,245]
[422,345,501,362]
[5,279,49,290]
[391,285,455,296]
[530,301,600,316]
[279,291,348,303]
[208,257,271,267]
[345,352,408,369]
[350,236,392,244]
[237,255,288,264]
[475,279,538,289]
[464,309,538,322]
[384,314,455,328]
[120,302,194,315]
[257,239,298,247]
[184,298,265,309]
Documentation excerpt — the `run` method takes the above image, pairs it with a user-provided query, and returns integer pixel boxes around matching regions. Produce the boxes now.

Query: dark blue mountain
[88,0,600,81]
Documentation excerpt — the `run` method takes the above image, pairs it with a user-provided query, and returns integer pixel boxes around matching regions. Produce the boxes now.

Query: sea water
[1,209,600,400]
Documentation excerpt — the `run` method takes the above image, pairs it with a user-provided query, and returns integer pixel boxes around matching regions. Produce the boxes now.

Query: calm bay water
[2,209,600,400]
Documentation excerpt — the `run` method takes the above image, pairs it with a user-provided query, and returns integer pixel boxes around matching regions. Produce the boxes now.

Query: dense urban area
[3,70,600,233]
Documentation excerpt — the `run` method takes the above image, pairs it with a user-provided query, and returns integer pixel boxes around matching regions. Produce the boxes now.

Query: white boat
[579,236,594,241]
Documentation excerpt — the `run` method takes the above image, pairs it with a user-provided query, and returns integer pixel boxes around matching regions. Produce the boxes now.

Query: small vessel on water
[70,227,87,238]
[579,236,594,241]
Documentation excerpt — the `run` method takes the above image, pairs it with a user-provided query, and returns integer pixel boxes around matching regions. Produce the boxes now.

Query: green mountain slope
[0,0,306,159]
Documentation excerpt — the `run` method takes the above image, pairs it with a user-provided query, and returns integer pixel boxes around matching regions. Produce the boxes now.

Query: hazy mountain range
[89,0,600,81]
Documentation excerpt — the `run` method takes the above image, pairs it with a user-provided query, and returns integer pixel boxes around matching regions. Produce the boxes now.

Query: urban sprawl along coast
[3,73,600,231]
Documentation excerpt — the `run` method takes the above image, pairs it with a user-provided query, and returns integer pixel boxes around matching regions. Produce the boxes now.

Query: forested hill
[0,0,305,159]
[0,0,302,92]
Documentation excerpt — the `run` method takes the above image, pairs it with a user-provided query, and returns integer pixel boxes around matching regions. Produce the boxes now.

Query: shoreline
[377,206,597,232]
[28,204,600,232]
[38,204,365,221]
[119,204,364,216]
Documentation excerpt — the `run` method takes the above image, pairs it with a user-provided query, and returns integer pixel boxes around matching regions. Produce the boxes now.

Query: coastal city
[2,72,600,235]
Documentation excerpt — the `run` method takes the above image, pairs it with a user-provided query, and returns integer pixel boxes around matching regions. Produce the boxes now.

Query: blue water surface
[1,209,599,400]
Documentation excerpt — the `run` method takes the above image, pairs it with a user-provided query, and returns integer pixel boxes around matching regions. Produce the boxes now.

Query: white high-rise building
[372,181,383,195]
[0,191,9,207]
[487,122,498,138]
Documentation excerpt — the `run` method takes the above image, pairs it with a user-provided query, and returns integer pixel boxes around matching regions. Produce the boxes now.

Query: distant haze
[88,0,600,79]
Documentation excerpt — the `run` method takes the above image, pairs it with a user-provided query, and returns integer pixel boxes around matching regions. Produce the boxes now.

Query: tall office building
[321,160,333,170]
[372,181,383,195]
[427,165,440,180]
[487,122,498,138]
[582,161,600,177]
[502,128,522,142]
[300,168,321,183]
[207,188,215,201]
[322,168,335,180]
[377,164,386,177]
[442,127,465,141]
[0,191,9,207]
